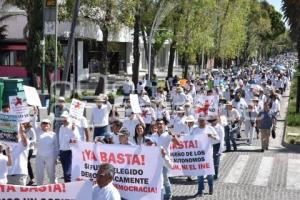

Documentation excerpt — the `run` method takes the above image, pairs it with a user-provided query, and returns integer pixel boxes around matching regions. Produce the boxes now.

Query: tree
[282,0,300,113]
[4,0,43,86]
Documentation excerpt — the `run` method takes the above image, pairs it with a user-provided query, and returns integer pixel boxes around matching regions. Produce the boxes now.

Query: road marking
[286,159,300,190]
[224,155,249,183]
[253,157,274,186]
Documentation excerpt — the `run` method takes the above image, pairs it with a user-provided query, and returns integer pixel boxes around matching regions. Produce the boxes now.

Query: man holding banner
[191,113,219,197]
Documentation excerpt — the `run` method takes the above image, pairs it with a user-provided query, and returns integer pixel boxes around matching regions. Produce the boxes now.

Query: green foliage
[287,75,300,126]
[45,36,64,70]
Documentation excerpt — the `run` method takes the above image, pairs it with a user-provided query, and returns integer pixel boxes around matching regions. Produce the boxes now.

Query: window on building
[0,50,25,66]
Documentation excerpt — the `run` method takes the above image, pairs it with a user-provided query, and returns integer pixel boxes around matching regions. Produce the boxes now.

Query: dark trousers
[27,149,34,180]
[213,143,220,178]
[60,150,72,182]
[93,126,108,140]
[225,126,237,150]
[197,175,213,193]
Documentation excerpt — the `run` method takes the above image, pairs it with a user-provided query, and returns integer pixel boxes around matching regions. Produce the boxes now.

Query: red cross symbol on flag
[15,97,22,106]
[195,100,211,116]
[74,102,81,109]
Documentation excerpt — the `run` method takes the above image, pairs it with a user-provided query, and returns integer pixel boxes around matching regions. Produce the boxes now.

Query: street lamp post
[147,0,178,81]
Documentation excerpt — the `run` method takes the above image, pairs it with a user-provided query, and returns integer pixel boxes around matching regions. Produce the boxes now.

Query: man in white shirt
[151,119,180,200]
[7,126,29,185]
[91,95,112,140]
[122,77,134,103]
[58,111,80,182]
[207,115,224,180]
[170,107,187,135]
[191,114,219,197]
[0,143,12,184]
[220,102,240,152]
[92,163,121,200]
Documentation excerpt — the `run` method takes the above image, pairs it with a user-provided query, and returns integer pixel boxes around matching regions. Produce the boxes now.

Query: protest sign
[0,181,92,200]
[69,99,86,124]
[23,85,42,107]
[194,95,219,117]
[130,94,142,114]
[72,141,163,200]
[169,134,214,176]
[0,113,18,144]
[9,96,31,123]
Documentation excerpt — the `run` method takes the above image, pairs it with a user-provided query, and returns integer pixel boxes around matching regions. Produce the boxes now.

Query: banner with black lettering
[71,141,163,200]
[0,113,18,145]
[0,181,92,200]
[169,134,215,176]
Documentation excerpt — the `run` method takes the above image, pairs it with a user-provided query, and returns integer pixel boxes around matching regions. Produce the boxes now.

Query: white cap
[41,118,51,124]
[58,97,65,102]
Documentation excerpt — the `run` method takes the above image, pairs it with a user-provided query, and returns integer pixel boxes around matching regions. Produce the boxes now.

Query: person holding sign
[92,163,121,200]
[151,119,180,200]
[191,114,219,197]
[7,125,29,186]
[0,143,12,184]
[58,111,80,182]
[35,119,58,185]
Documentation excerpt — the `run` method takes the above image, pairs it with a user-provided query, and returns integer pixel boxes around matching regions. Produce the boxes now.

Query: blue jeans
[225,126,237,150]
[60,150,72,182]
[163,167,172,199]
[93,126,108,140]
[197,175,213,193]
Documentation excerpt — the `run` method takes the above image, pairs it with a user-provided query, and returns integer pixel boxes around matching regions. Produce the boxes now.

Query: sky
[266,0,283,13]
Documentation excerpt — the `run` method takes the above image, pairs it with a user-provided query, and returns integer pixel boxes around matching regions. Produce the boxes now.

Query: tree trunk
[150,48,155,79]
[132,8,141,88]
[168,39,176,77]
[183,53,188,79]
[95,24,109,95]
[141,27,149,64]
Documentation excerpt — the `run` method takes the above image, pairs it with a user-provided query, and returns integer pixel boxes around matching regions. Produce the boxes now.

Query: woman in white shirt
[35,119,58,185]
[133,124,147,146]
[0,143,12,184]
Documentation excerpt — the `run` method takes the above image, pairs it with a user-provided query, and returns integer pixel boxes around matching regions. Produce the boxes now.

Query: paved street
[32,84,300,200]
[170,87,300,200]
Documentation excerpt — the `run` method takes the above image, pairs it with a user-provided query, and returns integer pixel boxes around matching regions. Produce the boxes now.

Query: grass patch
[287,75,300,126]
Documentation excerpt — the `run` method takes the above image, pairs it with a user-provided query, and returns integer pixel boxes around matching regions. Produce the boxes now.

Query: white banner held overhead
[69,99,85,124]
[23,85,42,107]
[194,95,219,117]
[130,94,142,114]
[72,141,163,200]
[0,181,92,200]
[9,96,31,123]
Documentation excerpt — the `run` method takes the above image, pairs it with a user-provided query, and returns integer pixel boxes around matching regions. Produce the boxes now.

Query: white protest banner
[130,94,142,113]
[0,181,92,200]
[169,134,214,176]
[72,141,163,200]
[23,85,42,107]
[0,113,18,145]
[194,95,219,117]
[69,99,86,124]
[9,96,31,123]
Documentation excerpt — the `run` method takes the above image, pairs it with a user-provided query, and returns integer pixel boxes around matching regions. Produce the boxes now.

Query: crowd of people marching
[0,54,296,200]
